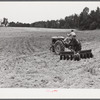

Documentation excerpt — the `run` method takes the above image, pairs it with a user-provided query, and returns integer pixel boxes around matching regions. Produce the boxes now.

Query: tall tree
[79,7,89,30]
[2,18,8,26]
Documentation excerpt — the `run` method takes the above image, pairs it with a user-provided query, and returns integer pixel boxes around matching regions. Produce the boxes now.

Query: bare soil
[0,27,100,88]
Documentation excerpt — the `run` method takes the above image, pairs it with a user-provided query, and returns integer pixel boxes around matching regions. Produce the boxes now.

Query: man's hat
[70,32,76,37]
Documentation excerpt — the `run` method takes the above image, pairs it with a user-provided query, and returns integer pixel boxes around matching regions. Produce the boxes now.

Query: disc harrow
[60,49,93,61]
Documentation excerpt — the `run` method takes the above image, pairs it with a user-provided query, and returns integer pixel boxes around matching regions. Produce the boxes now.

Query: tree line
[8,7,100,30]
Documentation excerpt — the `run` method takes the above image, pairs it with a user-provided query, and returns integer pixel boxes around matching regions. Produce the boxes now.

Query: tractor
[50,36,93,61]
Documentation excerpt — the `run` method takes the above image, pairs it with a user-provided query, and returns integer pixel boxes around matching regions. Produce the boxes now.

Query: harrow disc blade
[87,53,90,58]
[70,55,73,60]
[64,55,66,60]
[66,55,70,60]
[60,55,62,60]
[90,53,93,58]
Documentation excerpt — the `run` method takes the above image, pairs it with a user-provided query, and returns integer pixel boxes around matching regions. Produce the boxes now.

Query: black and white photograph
[0,1,100,92]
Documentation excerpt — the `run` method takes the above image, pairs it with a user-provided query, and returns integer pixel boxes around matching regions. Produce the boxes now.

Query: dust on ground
[0,27,100,88]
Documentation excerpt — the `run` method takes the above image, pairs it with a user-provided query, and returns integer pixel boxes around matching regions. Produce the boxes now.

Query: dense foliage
[8,7,100,30]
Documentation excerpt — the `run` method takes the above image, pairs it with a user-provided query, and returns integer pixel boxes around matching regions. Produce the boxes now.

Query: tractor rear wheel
[54,40,65,55]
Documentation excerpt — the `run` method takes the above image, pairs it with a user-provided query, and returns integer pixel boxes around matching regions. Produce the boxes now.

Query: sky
[0,2,100,23]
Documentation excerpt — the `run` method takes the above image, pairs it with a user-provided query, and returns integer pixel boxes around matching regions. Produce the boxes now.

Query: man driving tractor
[64,30,76,43]
[64,30,81,53]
